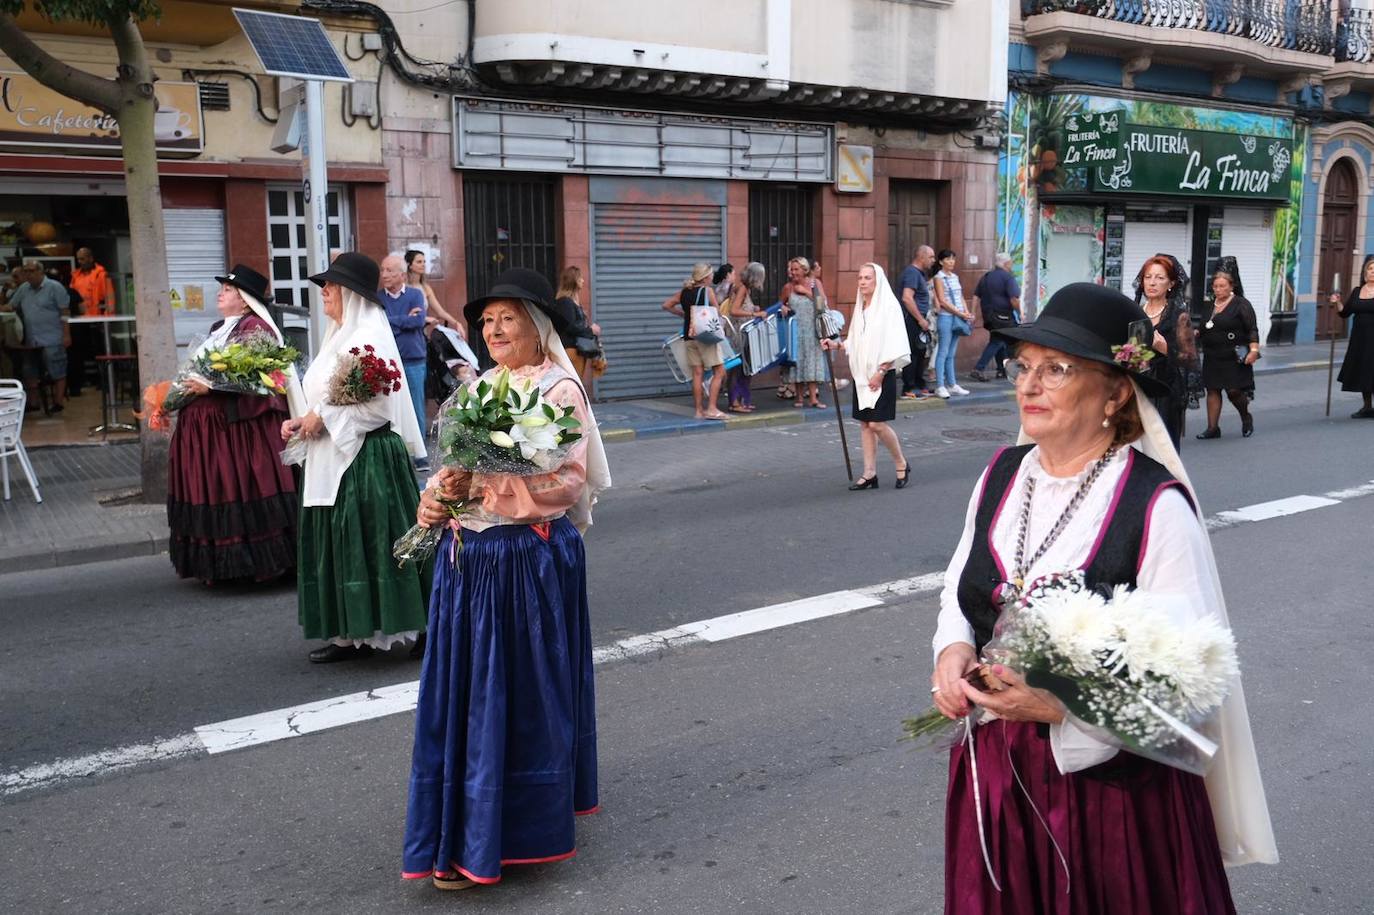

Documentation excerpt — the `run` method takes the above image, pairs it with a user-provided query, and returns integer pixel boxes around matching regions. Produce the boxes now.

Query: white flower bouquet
[904,571,1239,775]
[392,366,583,566]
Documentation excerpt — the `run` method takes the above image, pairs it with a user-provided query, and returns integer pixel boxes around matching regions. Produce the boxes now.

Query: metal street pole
[302,79,330,358]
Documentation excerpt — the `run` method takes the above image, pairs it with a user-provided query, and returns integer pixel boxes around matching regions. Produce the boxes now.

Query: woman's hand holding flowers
[932,642,979,719]
[418,467,471,527]
[958,664,1065,725]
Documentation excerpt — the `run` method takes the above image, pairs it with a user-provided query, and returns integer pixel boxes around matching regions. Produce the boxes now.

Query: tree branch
[106,12,155,100]
[0,13,120,112]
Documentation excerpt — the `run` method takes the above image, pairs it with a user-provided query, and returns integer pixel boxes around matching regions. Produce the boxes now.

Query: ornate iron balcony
[1336,6,1374,63]
[1023,1,1336,56]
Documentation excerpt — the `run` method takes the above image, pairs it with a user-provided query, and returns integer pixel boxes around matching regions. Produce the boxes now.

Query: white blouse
[933,445,1223,774]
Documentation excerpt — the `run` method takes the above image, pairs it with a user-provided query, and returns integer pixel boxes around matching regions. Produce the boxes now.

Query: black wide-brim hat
[463,267,570,335]
[308,251,382,306]
[214,264,273,305]
[994,282,1171,397]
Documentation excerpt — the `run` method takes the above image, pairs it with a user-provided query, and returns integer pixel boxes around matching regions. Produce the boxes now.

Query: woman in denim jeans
[930,249,973,398]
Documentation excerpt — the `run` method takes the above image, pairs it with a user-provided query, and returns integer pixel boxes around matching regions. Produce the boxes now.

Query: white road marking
[5,480,1372,797]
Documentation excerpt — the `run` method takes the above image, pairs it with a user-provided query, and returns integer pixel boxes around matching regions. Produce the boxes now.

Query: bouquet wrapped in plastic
[137,333,298,431]
[903,570,1238,775]
[280,345,403,465]
[392,366,583,566]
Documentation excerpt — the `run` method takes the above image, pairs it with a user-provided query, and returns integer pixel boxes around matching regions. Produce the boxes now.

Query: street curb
[0,530,169,578]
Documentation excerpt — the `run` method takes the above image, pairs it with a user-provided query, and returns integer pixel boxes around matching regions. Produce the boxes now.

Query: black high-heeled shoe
[848,475,879,491]
[895,459,912,490]
[1196,427,1221,440]
[1241,414,1254,438]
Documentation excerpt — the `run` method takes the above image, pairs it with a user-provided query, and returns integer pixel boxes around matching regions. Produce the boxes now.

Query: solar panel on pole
[232,9,354,83]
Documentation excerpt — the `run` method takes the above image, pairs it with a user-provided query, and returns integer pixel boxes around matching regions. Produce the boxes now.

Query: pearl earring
[1102,416,1111,428]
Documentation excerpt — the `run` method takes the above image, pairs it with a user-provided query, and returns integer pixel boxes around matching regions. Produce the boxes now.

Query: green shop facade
[998,89,1305,345]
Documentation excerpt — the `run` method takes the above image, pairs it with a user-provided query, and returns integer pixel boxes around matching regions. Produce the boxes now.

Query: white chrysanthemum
[1105,601,1181,682]
[1029,586,1113,674]
[1171,617,1238,711]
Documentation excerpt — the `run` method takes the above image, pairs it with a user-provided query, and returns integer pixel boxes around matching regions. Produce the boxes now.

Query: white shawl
[523,303,611,531]
[845,264,912,411]
[299,290,426,507]
[1018,386,1279,865]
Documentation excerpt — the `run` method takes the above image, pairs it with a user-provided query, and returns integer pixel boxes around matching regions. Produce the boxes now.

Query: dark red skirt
[166,392,297,582]
[945,720,1236,915]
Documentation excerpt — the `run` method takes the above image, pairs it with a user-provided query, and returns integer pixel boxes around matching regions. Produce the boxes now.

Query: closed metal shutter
[164,208,227,348]
[1122,212,1192,297]
[591,183,725,399]
[1219,207,1274,343]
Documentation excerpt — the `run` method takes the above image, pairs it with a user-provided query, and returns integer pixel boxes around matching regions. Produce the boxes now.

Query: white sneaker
[950,384,971,396]
[935,386,950,399]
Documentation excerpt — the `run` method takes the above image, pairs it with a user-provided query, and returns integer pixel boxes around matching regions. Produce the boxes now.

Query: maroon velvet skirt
[166,393,297,582]
[945,719,1236,915]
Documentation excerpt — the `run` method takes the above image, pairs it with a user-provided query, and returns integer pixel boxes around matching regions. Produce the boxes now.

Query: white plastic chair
[0,379,42,502]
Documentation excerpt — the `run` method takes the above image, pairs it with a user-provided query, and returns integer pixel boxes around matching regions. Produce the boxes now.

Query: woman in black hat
[1196,257,1260,439]
[402,267,611,891]
[285,252,431,663]
[929,283,1276,910]
[166,264,301,584]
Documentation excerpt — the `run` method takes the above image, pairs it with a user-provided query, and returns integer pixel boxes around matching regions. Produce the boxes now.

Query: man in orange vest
[71,247,115,315]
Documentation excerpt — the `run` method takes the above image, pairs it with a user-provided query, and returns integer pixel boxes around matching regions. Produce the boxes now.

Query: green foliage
[0,0,161,26]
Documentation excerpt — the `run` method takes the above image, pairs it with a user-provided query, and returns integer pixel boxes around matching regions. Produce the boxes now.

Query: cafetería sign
[0,71,203,156]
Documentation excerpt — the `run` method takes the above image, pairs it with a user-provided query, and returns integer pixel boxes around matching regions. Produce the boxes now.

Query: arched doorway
[1317,158,1358,340]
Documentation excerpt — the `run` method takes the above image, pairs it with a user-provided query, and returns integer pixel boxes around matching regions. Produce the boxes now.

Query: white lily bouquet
[904,571,1239,775]
[392,366,583,567]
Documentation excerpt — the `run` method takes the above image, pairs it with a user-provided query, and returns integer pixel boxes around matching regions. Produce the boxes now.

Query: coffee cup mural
[155,108,194,142]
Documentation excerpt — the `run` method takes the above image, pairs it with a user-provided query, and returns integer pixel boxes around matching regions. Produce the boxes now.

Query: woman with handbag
[930,249,973,399]
[554,266,606,386]
[781,256,828,409]
[724,262,767,413]
[661,263,728,420]
[821,263,911,491]
[1195,257,1259,440]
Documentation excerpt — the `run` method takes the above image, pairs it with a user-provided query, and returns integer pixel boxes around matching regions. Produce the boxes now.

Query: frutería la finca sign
[1089,123,1290,202]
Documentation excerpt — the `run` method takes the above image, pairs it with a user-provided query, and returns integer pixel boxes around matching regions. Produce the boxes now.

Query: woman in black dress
[1196,259,1259,439]
[1329,254,1374,418]
[1133,253,1200,449]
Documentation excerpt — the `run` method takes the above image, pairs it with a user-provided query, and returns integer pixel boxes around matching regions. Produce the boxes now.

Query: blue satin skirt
[401,517,599,883]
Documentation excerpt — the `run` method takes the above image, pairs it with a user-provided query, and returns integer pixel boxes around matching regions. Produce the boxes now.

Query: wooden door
[887,181,940,282]
[1317,159,1358,340]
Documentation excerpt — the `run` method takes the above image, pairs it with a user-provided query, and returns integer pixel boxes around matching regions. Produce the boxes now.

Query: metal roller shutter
[592,200,725,399]
[164,208,227,348]
[1218,207,1274,343]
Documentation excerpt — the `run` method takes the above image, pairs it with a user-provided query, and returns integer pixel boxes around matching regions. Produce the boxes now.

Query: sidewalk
[0,339,1346,577]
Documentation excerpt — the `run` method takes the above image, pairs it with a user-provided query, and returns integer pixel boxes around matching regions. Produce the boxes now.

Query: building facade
[1007,1,1374,348]
[360,0,1010,398]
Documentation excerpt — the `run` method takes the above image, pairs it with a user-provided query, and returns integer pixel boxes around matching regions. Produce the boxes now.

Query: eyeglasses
[1004,358,1082,391]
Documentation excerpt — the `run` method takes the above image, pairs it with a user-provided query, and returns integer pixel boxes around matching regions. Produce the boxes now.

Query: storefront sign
[1092,124,1290,201]
[1061,109,1121,168]
[0,71,203,155]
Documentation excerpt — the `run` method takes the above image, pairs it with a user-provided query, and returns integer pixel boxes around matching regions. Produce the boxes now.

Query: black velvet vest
[957,444,1195,653]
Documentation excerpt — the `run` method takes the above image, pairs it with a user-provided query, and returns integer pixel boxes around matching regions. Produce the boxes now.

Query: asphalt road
[2,367,1372,913]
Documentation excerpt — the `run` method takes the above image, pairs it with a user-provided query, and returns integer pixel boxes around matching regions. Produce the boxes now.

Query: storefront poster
[1269,122,1307,312]
[0,71,203,155]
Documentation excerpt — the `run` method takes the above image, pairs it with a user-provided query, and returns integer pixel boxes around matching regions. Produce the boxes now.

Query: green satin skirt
[297,428,432,641]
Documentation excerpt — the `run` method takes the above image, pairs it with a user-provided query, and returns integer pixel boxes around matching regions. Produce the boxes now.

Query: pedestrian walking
[553,265,605,384]
[930,249,973,398]
[661,263,728,420]
[968,253,1021,382]
[3,261,71,414]
[932,282,1277,911]
[897,245,935,399]
[1196,257,1259,439]
[284,252,430,664]
[1328,254,1374,418]
[781,256,827,409]
[821,263,911,490]
[403,249,463,329]
[380,254,432,466]
[402,267,611,890]
[724,261,767,412]
[1133,253,1200,449]
[167,265,301,585]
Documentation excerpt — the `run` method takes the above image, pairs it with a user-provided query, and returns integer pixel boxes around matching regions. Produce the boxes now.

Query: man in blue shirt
[897,245,935,398]
[379,254,430,467]
[4,261,72,414]
[969,253,1021,382]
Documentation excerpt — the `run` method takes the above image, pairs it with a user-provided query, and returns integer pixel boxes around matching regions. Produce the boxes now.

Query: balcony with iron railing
[1021,1,1337,90]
